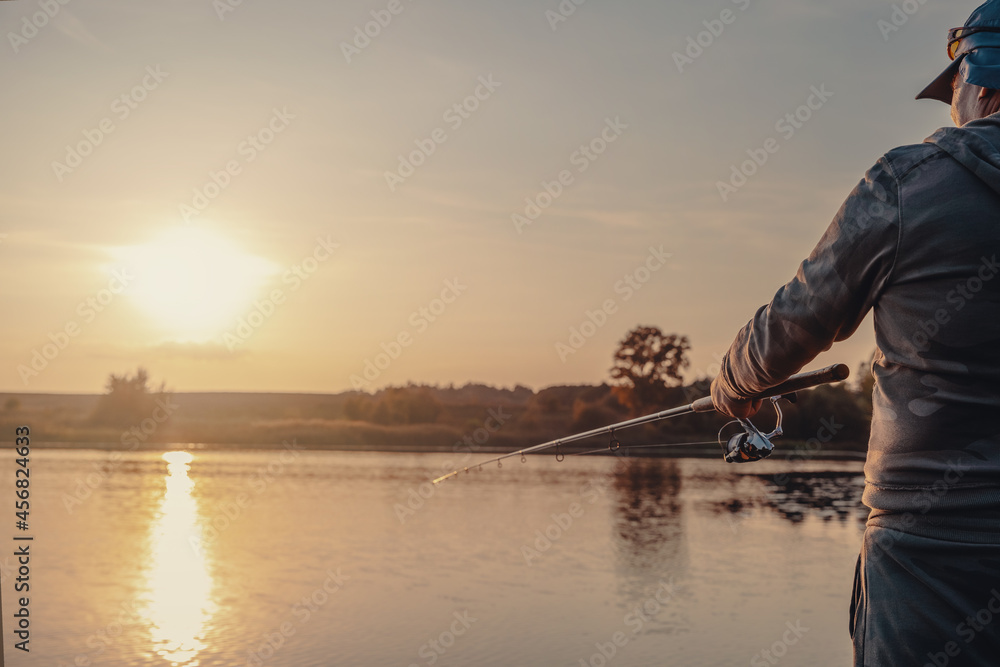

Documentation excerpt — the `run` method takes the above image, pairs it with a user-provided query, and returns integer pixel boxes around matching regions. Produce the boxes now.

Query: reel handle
[691,363,850,413]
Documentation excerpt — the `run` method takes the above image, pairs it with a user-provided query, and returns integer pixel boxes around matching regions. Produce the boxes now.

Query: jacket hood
[926,113,1000,195]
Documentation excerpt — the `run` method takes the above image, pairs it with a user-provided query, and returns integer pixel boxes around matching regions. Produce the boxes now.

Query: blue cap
[917,0,1000,103]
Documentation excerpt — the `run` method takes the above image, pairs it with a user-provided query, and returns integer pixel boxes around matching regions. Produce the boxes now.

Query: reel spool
[719,395,790,463]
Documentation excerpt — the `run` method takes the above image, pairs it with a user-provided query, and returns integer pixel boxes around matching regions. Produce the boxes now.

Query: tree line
[85,327,875,451]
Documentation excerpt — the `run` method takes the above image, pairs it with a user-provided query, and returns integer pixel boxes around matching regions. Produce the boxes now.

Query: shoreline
[22,441,868,460]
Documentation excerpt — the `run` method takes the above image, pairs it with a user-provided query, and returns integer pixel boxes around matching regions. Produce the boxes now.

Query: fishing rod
[432,363,850,484]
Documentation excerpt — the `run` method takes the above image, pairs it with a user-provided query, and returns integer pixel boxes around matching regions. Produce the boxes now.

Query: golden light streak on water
[141,451,217,666]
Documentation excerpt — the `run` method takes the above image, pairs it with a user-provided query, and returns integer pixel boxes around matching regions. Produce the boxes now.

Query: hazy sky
[0,0,979,393]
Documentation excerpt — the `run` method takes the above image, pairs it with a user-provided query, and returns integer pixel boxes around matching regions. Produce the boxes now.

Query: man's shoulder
[880,141,949,182]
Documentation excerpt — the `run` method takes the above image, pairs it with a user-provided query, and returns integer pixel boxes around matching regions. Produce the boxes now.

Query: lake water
[3,448,867,666]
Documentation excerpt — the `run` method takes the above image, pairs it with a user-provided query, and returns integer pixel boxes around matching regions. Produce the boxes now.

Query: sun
[121,227,278,342]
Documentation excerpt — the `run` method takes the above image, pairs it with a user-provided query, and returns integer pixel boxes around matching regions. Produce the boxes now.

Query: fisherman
[710,2,1000,664]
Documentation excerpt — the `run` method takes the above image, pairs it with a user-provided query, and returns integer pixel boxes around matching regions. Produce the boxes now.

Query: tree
[610,326,691,415]
[343,394,373,421]
[344,387,441,425]
[90,367,169,427]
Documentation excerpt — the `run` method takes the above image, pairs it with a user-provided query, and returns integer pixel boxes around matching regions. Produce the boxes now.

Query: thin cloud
[147,342,249,361]
[53,11,115,54]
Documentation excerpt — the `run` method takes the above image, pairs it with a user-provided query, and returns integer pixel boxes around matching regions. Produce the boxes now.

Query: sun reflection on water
[142,451,216,666]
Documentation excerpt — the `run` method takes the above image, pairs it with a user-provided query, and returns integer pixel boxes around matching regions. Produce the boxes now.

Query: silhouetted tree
[345,387,442,425]
[611,327,691,415]
[343,394,374,421]
[90,367,168,427]
[536,392,561,414]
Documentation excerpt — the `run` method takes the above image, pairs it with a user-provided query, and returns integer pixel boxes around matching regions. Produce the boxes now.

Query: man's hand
[711,376,762,419]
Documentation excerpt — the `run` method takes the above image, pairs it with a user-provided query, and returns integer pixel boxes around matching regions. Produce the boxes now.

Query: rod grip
[691,363,851,413]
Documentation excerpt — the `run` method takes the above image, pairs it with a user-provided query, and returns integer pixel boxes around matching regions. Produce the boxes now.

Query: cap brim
[916,57,963,103]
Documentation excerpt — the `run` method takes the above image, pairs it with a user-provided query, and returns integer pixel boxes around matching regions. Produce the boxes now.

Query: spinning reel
[719,394,793,463]
[433,364,849,485]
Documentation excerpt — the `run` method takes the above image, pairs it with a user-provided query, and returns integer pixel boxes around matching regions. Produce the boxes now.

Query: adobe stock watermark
[340,0,418,63]
[673,0,753,73]
[51,66,169,182]
[717,84,833,202]
[407,611,477,667]
[924,589,1000,667]
[349,278,468,390]
[384,75,501,192]
[727,415,846,534]
[545,0,588,32]
[577,578,682,666]
[556,245,670,362]
[877,0,930,42]
[521,469,639,565]
[180,107,295,223]
[773,417,844,480]
[61,396,180,513]
[750,620,810,667]
[512,116,628,234]
[16,268,134,386]
[682,351,727,402]
[245,567,350,667]
[394,407,512,524]
[56,597,146,667]
[8,0,73,54]
[223,235,339,350]
[190,440,305,561]
[866,460,973,563]
[905,255,999,355]
[521,500,586,566]
[213,0,248,21]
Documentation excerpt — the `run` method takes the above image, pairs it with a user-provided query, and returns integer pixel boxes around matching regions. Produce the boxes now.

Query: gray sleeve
[717,157,902,399]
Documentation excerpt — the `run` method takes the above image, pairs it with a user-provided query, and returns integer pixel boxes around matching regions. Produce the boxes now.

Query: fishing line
[568,441,721,457]
[432,364,850,484]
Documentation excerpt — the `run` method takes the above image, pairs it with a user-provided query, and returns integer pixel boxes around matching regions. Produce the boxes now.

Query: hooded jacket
[717,113,1000,524]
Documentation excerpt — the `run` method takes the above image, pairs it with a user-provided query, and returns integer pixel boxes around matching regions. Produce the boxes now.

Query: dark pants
[851,525,1000,666]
